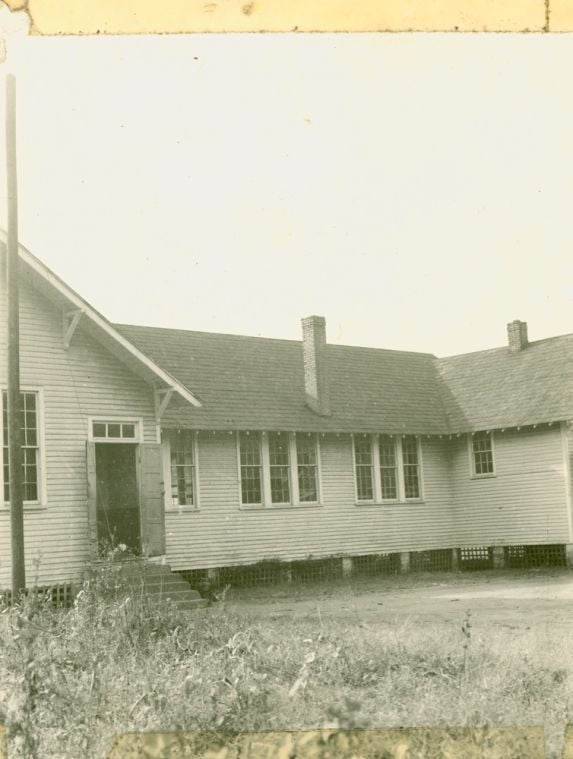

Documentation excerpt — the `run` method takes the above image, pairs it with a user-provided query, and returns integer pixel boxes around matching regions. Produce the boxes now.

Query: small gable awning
[3,235,202,408]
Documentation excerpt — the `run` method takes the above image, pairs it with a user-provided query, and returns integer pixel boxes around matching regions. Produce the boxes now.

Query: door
[95,443,141,553]
[137,443,165,557]
[86,441,165,558]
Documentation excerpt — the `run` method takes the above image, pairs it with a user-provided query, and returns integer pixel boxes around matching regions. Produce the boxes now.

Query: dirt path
[226,569,573,630]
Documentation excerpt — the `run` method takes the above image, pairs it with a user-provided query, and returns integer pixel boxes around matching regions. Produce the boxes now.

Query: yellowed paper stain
[0,725,6,759]
[562,724,573,758]
[106,727,546,758]
[18,0,548,35]
[550,0,573,31]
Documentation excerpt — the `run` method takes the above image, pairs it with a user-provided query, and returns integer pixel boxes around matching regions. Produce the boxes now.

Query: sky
[0,30,572,356]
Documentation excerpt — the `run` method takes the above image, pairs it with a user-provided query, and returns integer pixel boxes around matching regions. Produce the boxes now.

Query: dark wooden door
[95,443,141,554]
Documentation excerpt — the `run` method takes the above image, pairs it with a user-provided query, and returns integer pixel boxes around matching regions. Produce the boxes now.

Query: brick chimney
[507,320,528,353]
[302,315,330,416]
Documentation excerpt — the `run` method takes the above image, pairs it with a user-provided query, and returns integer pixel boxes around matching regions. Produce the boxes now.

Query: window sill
[470,473,496,480]
[2,503,48,511]
[355,499,426,506]
[240,502,323,511]
[165,505,200,514]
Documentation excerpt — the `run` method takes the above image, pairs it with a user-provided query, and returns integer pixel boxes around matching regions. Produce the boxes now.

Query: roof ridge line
[116,322,438,357]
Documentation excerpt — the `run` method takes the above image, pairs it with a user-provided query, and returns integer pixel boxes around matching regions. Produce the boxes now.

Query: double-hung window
[238,432,320,507]
[378,434,398,499]
[354,436,374,501]
[2,390,43,505]
[296,433,319,503]
[354,433,422,503]
[162,429,198,508]
[268,432,290,504]
[402,435,421,498]
[470,431,494,476]
[239,432,263,504]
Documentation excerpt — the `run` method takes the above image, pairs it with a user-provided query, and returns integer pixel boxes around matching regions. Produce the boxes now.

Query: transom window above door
[90,419,141,442]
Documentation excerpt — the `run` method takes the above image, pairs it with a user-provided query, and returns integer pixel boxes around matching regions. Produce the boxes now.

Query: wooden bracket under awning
[63,308,84,350]
[155,387,174,419]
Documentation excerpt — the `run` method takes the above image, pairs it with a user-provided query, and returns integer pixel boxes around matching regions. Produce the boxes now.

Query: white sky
[1,32,572,356]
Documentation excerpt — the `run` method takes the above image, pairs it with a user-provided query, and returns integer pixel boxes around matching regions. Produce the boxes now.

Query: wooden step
[100,560,209,611]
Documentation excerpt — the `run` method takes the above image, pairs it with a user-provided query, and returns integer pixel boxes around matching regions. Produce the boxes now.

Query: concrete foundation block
[492,546,505,569]
[342,557,353,577]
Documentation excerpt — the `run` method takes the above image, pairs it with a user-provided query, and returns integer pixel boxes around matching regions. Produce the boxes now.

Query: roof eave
[4,236,202,408]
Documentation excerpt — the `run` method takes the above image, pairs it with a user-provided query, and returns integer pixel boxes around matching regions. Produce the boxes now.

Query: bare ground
[225,568,573,631]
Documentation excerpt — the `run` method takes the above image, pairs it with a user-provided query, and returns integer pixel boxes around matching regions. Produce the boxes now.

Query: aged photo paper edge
[1,0,573,756]
[0,0,565,35]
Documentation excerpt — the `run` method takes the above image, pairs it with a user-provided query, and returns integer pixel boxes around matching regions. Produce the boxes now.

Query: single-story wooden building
[1,239,573,589]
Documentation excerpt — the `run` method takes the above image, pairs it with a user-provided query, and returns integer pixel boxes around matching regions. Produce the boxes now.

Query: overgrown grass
[0,562,572,758]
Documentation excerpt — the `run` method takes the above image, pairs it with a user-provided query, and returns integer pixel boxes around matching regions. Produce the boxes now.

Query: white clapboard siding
[452,427,570,546]
[165,434,455,570]
[1,265,572,583]
[0,277,158,587]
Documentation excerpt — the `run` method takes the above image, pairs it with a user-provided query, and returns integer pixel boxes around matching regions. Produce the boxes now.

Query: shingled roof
[437,333,573,433]
[115,324,573,435]
[116,325,450,434]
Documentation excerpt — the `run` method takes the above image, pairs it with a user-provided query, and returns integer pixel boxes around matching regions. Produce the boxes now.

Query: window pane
[296,438,316,466]
[172,468,193,505]
[23,393,36,411]
[2,393,7,441]
[3,391,41,503]
[268,433,288,466]
[354,437,373,500]
[240,433,262,504]
[169,430,194,505]
[93,422,106,438]
[241,466,262,504]
[402,436,420,498]
[379,437,396,467]
[23,447,38,501]
[356,467,374,500]
[298,466,317,502]
[24,424,37,447]
[268,433,290,503]
[93,421,138,440]
[473,432,494,474]
[240,433,261,466]
[381,468,397,499]
[379,435,397,499]
[270,468,290,503]
[354,437,372,466]
[402,436,419,466]
[122,423,136,439]
[404,467,419,498]
[3,450,9,502]
[296,434,318,502]
[108,423,121,438]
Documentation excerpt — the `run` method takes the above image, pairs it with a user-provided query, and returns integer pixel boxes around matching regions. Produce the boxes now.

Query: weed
[461,609,472,677]
[0,566,571,758]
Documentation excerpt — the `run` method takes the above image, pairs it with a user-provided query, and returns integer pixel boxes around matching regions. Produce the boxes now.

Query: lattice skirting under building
[410,549,453,573]
[0,583,76,609]
[1,544,570,603]
[504,544,567,569]
[460,546,494,570]
[180,542,572,594]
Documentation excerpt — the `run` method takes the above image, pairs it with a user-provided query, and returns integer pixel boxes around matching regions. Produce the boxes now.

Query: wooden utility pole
[6,73,25,597]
